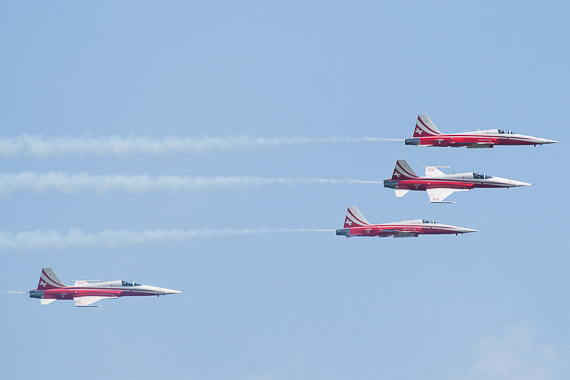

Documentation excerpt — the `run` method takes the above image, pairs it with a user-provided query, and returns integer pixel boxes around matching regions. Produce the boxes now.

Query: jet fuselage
[384,172,530,191]
[30,280,180,301]
[336,220,476,238]
[30,268,181,306]
[336,207,477,238]
[405,115,558,148]
[384,160,531,202]
[405,130,558,148]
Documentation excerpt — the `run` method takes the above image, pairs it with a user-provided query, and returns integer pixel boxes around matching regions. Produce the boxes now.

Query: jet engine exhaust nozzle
[29,290,44,299]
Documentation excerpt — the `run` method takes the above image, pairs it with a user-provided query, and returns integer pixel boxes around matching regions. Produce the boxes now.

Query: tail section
[344,206,370,228]
[391,160,419,180]
[414,114,442,137]
[37,268,67,290]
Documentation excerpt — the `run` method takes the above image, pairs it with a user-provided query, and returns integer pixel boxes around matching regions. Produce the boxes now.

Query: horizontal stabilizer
[40,299,56,305]
[395,189,410,197]
[74,296,117,307]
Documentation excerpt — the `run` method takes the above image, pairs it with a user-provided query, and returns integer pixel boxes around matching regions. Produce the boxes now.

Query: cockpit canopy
[473,172,492,179]
[498,129,514,134]
[422,219,437,224]
[122,280,141,287]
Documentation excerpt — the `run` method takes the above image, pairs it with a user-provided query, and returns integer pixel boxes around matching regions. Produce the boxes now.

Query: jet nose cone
[505,179,531,187]
[159,287,182,294]
[540,138,559,144]
[514,180,532,187]
[461,228,478,234]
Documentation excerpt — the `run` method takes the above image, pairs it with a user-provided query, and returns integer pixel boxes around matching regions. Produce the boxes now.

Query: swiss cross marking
[39,280,46,287]
[415,127,423,135]
[345,218,353,226]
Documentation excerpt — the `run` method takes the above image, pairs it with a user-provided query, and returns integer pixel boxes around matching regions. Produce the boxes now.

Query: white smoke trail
[0,135,403,157]
[0,172,381,196]
[0,228,335,251]
[2,290,27,295]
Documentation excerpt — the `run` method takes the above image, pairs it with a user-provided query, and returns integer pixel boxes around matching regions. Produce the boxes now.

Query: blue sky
[1,1,569,379]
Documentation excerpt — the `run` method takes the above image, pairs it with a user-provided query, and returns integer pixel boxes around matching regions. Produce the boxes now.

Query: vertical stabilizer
[414,114,442,137]
[391,160,419,180]
[37,268,67,290]
[344,206,370,228]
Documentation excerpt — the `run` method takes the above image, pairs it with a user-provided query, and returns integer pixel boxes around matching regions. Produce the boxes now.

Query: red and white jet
[336,206,477,238]
[405,114,558,148]
[384,160,531,203]
[29,268,181,307]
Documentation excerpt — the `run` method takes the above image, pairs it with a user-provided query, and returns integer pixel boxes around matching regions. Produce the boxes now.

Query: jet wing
[378,229,398,236]
[424,167,446,177]
[393,232,419,238]
[427,188,468,203]
[380,228,420,238]
[74,296,117,307]
[466,143,494,149]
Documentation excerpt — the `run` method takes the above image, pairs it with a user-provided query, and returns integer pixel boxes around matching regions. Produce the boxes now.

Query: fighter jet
[384,160,531,203]
[336,206,477,238]
[29,268,181,307]
[405,114,558,148]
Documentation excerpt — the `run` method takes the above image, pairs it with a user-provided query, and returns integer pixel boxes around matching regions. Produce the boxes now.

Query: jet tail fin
[391,160,419,180]
[344,206,370,228]
[37,268,67,290]
[414,115,442,137]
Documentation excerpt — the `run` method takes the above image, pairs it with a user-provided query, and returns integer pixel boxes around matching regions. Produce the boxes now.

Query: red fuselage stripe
[416,135,542,146]
[348,225,461,236]
[390,178,508,189]
[37,287,163,299]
